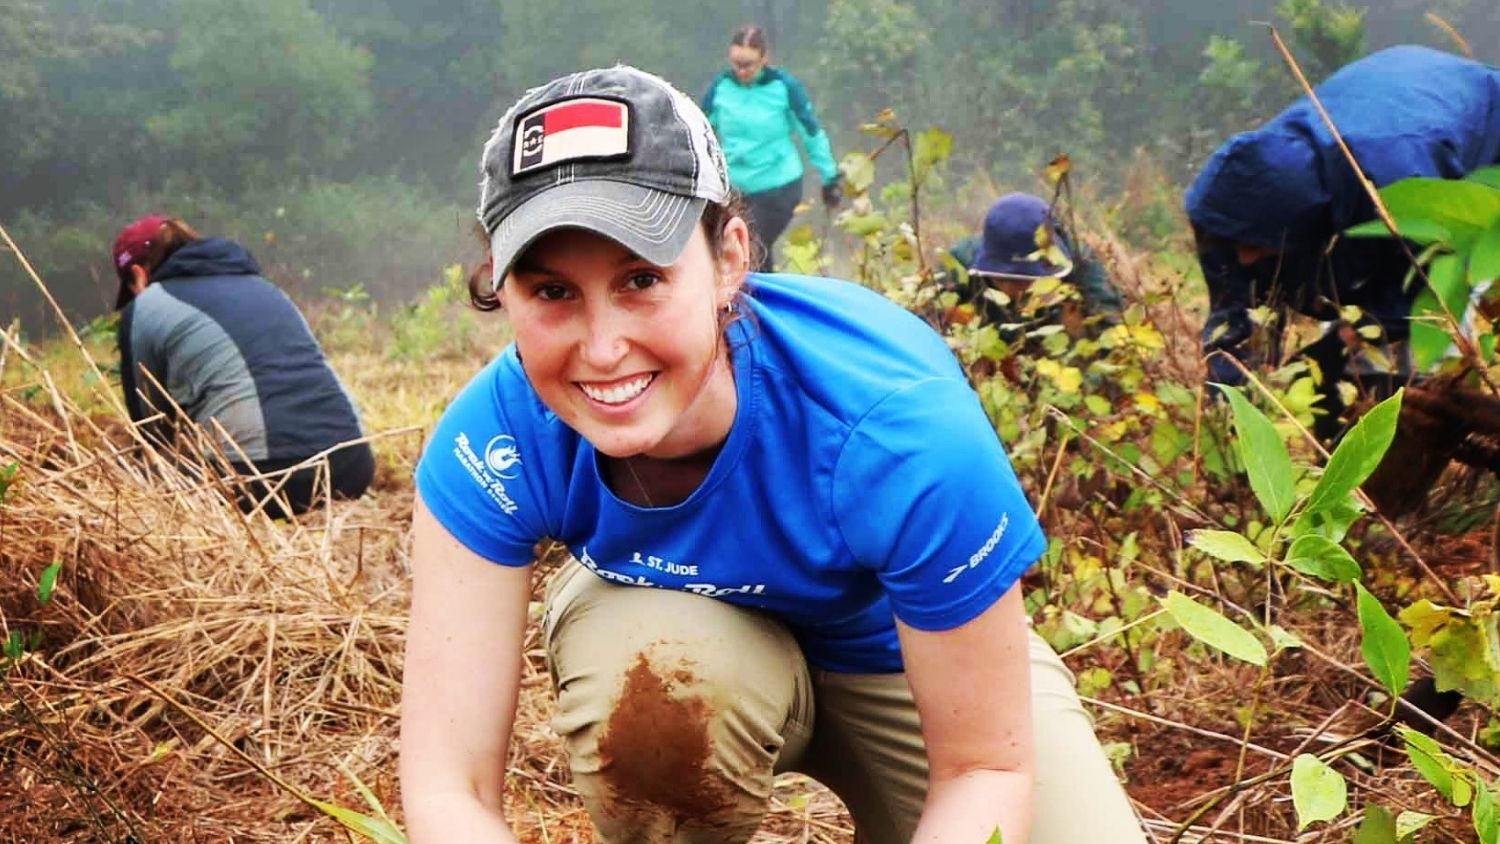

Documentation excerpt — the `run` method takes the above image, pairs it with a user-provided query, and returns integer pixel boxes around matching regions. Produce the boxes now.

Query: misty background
[1,0,1492,338]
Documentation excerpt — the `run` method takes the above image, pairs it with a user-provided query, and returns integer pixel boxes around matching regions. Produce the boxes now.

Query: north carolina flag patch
[512,97,631,176]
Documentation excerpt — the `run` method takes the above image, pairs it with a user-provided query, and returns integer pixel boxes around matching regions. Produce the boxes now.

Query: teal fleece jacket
[701,66,839,196]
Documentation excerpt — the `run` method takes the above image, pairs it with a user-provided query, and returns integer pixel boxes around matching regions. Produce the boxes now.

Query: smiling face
[499,217,750,459]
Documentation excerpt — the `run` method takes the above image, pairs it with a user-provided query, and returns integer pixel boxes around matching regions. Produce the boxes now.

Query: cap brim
[489,180,707,288]
[114,272,136,310]
[971,254,1074,282]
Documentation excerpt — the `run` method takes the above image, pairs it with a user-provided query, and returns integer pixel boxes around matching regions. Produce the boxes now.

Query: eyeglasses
[730,58,763,73]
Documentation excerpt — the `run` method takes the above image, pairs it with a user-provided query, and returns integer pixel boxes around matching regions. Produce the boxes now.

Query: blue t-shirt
[415,273,1046,672]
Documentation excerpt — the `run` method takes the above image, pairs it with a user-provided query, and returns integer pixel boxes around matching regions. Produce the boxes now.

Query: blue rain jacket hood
[1186,45,1500,250]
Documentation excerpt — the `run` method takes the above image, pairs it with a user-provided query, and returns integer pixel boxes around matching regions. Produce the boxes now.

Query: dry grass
[3,227,1499,844]
[0,281,857,842]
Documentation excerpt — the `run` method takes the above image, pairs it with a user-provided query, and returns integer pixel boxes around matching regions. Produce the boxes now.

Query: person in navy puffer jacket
[112,215,374,518]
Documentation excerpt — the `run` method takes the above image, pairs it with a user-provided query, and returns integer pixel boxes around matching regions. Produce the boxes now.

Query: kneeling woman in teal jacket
[702,24,842,272]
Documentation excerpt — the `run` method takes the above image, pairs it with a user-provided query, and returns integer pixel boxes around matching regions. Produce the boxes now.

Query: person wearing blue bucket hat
[1186,45,1500,439]
[945,192,1123,333]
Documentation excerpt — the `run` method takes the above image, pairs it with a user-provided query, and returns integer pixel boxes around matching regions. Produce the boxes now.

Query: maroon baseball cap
[112,214,168,310]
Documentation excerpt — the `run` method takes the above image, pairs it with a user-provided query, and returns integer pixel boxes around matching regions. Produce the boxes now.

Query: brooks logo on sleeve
[943,513,1010,584]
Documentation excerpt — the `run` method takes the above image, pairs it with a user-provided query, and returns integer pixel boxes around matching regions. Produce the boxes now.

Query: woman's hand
[897,585,1035,843]
[821,180,844,209]
[399,494,534,843]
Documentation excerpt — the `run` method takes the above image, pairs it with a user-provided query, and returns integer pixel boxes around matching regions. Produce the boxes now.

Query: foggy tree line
[0,0,1489,334]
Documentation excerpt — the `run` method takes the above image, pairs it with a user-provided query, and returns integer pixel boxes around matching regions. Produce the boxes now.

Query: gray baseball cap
[478,65,730,288]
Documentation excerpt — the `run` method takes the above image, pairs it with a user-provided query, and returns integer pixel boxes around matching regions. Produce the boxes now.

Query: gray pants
[543,560,1146,843]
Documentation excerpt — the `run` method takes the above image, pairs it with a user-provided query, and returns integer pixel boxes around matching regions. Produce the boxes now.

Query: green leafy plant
[826,109,953,303]
[1180,387,1404,685]
[1174,383,1500,839]
[0,461,17,503]
[1345,165,1500,371]
[317,281,380,354]
[2,560,61,667]
[1,467,61,665]
[388,264,478,362]
[1290,752,1347,830]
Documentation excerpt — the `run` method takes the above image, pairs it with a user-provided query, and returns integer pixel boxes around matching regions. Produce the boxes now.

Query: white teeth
[580,374,652,405]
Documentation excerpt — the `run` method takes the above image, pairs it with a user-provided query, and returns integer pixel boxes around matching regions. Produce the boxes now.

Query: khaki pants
[543,560,1145,843]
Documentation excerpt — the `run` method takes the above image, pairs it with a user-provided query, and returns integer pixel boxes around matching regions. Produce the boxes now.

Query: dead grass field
[4,232,1499,843]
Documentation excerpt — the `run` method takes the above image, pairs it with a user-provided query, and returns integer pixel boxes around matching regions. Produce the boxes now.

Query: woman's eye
[536,283,572,301]
[625,271,662,291]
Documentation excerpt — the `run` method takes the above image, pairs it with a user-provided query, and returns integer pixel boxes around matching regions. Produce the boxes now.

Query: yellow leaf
[309,797,408,844]
[1126,323,1166,351]
[1029,277,1064,298]
[1054,365,1084,394]
[784,223,817,246]
[858,108,900,138]
[1025,243,1070,269]
[1134,392,1163,415]
[841,152,877,192]
[1043,153,1072,187]
[1400,599,1452,647]
[1247,305,1278,327]
[981,287,1013,307]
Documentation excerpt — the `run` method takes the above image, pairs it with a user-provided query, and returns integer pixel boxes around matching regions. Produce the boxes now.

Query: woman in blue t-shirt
[399,65,1145,844]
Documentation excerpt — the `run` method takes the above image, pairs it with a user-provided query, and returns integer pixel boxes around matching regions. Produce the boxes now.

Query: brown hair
[115,218,202,309]
[138,219,202,278]
[730,24,768,54]
[466,193,752,311]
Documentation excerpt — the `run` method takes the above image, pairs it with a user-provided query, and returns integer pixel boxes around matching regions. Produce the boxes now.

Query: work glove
[821,180,843,209]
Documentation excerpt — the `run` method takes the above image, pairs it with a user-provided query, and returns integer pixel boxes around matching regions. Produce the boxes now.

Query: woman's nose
[579,304,629,369]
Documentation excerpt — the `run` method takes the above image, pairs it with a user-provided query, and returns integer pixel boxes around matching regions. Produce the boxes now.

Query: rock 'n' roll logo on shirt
[484,434,523,480]
[577,546,768,599]
[453,431,521,516]
[512,97,631,176]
